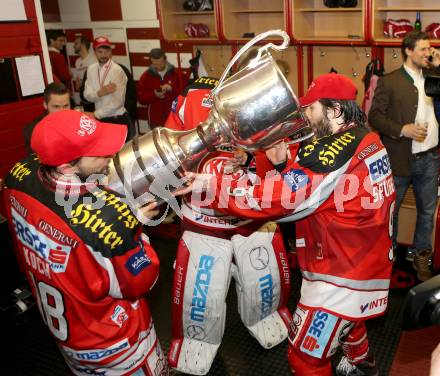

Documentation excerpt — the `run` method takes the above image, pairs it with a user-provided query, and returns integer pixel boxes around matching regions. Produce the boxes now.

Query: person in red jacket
[5,110,169,375]
[137,48,180,128]
[189,73,395,376]
[46,30,71,87]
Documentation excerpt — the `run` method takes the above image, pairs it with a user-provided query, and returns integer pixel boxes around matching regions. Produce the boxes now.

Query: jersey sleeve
[106,232,160,301]
[164,95,185,130]
[190,130,365,221]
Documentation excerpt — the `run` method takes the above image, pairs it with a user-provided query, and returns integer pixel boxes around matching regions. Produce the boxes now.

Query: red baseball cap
[299,73,357,107]
[31,110,127,166]
[93,36,112,49]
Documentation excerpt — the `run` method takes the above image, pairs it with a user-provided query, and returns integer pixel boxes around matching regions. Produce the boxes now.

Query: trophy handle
[212,29,290,95]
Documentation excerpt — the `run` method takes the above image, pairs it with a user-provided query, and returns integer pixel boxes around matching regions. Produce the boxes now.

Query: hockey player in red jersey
[5,110,170,376]
[165,75,219,131]
[189,73,395,376]
[164,77,293,375]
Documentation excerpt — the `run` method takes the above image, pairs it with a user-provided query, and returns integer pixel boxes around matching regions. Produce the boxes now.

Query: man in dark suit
[369,31,440,281]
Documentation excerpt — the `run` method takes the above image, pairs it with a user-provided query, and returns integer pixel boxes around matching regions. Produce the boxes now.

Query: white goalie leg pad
[231,222,292,349]
[168,231,233,375]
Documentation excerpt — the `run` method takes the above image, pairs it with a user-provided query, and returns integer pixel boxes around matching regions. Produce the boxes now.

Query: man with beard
[190,73,395,376]
[5,110,171,375]
[369,31,440,281]
[83,36,133,140]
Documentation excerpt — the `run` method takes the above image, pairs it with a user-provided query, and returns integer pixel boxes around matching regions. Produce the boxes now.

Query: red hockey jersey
[5,156,165,375]
[164,76,219,131]
[190,126,395,320]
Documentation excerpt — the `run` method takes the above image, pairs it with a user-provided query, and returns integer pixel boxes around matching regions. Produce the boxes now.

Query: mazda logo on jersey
[282,169,309,192]
[190,255,214,323]
[186,324,206,340]
[11,207,72,274]
[64,339,130,362]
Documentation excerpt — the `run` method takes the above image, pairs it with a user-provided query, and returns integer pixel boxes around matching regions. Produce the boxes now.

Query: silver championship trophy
[107,30,312,205]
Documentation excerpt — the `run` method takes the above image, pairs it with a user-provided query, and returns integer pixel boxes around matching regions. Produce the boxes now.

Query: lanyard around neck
[98,61,112,88]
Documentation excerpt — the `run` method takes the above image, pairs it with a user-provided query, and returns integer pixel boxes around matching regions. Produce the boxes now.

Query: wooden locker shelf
[219,0,287,42]
[376,7,440,12]
[311,45,372,104]
[298,8,362,12]
[291,0,367,44]
[229,9,284,14]
[157,0,219,42]
[170,11,215,15]
[371,0,440,45]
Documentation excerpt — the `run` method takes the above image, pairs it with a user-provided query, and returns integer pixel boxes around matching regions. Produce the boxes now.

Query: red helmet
[383,19,414,38]
[426,23,440,38]
[184,23,210,38]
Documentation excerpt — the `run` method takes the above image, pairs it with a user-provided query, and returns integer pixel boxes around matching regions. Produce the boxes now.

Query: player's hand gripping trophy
[106,30,312,210]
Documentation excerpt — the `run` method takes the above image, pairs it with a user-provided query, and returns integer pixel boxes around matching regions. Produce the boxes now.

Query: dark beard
[76,167,110,182]
[311,117,333,139]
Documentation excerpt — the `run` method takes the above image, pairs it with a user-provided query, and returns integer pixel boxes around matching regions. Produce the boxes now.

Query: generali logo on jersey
[77,115,97,137]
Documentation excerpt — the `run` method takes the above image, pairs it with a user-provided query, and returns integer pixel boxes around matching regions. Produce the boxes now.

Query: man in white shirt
[83,36,134,140]
[369,31,440,282]
[73,36,96,109]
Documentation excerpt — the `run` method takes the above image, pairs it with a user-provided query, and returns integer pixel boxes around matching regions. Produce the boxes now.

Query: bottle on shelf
[414,12,422,32]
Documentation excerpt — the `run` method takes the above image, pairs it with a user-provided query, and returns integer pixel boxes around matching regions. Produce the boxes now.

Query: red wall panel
[127,28,161,40]
[129,53,150,67]
[89,0,122,21]
[160,40,193,53]
[40,0,61,23]
[65,29,94,43]
[0,0,46,179]
[111,42,127,56]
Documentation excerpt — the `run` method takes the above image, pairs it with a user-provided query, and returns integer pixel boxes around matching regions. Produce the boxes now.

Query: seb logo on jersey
[11,208,71,276]
[300,310,338,358]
